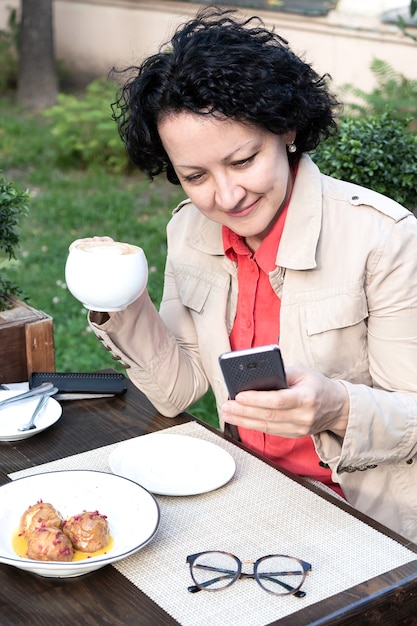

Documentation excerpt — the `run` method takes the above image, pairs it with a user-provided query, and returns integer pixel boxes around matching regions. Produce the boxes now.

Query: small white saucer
[0,391,62,441]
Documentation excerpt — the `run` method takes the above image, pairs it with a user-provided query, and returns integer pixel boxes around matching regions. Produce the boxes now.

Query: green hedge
[0,175,30,310]
[44,78,129,173]
[312,113,417,210]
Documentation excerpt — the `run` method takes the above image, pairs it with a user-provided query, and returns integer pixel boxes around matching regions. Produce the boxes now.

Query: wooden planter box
[0,297,55,384]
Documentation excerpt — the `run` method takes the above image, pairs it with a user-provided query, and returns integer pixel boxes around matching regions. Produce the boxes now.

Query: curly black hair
[112,7,340,184]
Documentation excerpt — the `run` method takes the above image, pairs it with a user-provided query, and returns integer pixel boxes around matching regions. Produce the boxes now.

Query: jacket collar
[277,154,322,270]
[181,154,322,267]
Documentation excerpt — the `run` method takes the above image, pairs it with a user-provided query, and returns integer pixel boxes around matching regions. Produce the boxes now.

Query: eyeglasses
[186,551,311,597]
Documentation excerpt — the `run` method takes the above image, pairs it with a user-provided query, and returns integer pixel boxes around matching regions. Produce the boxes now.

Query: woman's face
[158,112,295,250]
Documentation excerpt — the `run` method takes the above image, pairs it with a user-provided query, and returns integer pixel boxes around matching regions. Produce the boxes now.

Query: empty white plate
[109,433,236,496]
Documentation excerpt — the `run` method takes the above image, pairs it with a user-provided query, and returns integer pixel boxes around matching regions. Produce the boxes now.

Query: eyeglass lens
[255,555,307,595]
[189,552,307,595]
[191,552,240,591]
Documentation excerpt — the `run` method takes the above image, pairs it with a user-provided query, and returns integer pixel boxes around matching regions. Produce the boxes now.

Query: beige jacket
[91,155,417,542]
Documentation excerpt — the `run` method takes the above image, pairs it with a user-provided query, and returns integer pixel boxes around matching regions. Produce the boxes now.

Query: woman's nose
[214,176,246,210]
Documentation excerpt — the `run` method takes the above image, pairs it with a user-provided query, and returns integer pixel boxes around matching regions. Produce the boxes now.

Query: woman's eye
[183,172,204,183]
[232,154,257,168]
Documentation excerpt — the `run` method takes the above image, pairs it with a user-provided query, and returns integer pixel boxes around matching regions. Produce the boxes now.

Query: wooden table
[1,377,417,626]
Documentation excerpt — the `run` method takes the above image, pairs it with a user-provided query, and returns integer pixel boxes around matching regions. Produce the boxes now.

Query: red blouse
[222,201,344,498]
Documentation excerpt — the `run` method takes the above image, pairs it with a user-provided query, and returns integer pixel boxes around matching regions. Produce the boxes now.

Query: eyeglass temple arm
[188,579,306,598]
[187,565,237,593]
[256,561,311,598]
[256,572,306,598]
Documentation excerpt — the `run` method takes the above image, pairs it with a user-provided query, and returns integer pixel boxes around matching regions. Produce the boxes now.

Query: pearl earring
[287,142,297,154]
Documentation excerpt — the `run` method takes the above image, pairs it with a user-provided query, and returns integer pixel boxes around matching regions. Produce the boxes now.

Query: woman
[80,8,417,540]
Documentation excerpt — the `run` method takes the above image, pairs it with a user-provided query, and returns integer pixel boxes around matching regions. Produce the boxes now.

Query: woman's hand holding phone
[220,364,350,439]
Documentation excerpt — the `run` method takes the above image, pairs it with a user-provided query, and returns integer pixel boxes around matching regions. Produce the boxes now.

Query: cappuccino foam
[76,241,138,255]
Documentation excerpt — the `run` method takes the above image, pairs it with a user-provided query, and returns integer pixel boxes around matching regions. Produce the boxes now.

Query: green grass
[0,96,218,427]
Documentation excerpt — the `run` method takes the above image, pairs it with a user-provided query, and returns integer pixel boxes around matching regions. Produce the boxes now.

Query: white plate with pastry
[0,470,160,577]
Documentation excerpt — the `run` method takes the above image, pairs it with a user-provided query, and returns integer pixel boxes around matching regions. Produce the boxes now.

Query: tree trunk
[17,0,58,110]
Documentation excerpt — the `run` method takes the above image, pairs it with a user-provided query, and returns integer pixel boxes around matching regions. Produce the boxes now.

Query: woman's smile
[158,112,295,250]
[228,197,261,218]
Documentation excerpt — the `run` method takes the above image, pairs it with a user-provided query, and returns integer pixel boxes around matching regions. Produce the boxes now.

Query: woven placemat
[9,422,416,626]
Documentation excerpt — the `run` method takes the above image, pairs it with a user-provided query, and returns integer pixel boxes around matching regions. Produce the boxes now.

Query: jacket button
[406,458,414,465]
[352,195,359,200]
[318,461,330,469]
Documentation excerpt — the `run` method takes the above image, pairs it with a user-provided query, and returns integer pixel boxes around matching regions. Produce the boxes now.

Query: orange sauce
[12,529,114,561]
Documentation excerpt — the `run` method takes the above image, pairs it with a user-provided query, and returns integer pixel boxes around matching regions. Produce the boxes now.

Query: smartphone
[219,344,287,400]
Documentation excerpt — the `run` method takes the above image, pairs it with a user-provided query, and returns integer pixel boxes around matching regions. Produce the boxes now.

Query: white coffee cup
[65,241,148,311]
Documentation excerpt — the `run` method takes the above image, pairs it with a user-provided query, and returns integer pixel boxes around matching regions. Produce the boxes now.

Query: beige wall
[1,0,416,92]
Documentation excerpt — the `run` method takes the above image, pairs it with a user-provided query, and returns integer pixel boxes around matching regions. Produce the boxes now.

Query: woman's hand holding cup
[65,237,148,312]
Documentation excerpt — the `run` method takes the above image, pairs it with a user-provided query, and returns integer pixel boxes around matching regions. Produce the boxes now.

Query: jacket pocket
[176,274,211,313]
[175,261,232,314]
[305,291,370,379]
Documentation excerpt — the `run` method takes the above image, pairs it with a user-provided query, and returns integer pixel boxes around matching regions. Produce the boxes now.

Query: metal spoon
[0,382,55,411]
[18,392,56,431]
